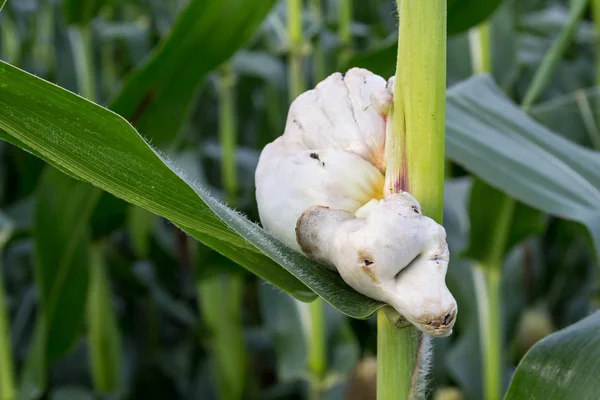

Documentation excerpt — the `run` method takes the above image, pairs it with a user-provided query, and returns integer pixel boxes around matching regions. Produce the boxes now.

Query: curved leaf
[505,312,600,399]
[0,61,385,318]
[447,0,502,35]
[110,0,278,148]
[446,75,600,261]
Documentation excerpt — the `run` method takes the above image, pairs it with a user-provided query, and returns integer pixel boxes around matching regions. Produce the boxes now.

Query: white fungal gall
[255,68,457,336]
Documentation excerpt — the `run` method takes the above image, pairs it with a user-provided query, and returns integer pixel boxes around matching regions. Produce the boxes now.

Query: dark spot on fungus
[443,311,453,326]
[358,251,378,283]
[310,152,325,167]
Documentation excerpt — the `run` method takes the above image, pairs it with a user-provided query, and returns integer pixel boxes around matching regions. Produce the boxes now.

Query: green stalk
[594,0,600,87]
[310,0,327,82]
[473,266,503,400]
[0,257,16,400]
[467,2,587,397]
[469,22,505,400]
[338,0,352,67]
[521,0,588,112]
[379,2,446,399]
[197,65,247,400]
[288,0,306,98]
[0,14,20,66]
[198,276,246,400]
[469,21,491,75]
[218,65,238,205]
[288,1,327,396]
[67,25,96,101]
[88,245,122,394]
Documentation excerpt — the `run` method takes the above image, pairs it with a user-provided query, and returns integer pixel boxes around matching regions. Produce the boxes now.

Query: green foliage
[505,312,600,399]
[110,0,279,148]
[447,0,503,35]
[0,0,599,399]
[0,61,392,317]
[447,76,600,261]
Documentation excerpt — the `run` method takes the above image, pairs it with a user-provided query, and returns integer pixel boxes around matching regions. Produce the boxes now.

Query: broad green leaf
[88,246,122,395]
[110,0,278,148]
[0,61,391,318]
[505,311,600,399]
[35,168,98,361]
[446,75,600,261]
[447,0,502,35]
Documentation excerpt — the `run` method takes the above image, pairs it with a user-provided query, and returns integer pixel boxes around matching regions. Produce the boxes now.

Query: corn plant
[0,0,600,399]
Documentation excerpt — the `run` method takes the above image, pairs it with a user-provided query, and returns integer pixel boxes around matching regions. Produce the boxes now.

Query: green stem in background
[288,1,327,397]
[521,0,588,112]
[198,275,246,400]
[468,22,505,400]
[197,64,247,400]
[288,0,306,99]
[338,0,352,67]
[0,13,20,66]
[88,245,122,395]
[0,218,15,400]
[218,65,238,205]
[310,0,327,82]
[592,0,600,89]
[469,21,491,75]
[307,297,326,395]
[475,194,515,400]
[379,1,446,399]
[473,266,503,400]
[67,24,96,101]
[0,257,16,400]
[467,2,588,397]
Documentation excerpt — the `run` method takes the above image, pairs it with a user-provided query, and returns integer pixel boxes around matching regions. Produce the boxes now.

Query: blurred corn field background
[0,0,600,399]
